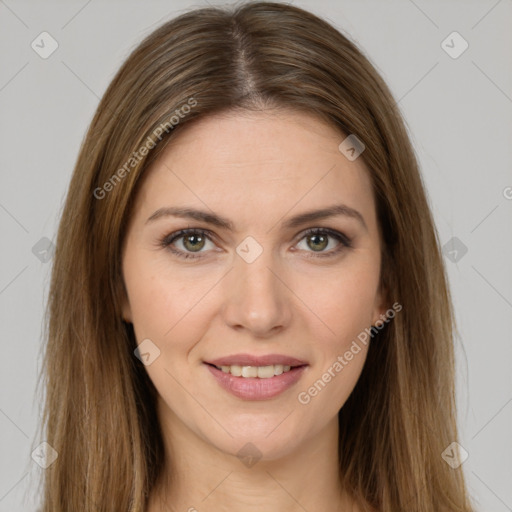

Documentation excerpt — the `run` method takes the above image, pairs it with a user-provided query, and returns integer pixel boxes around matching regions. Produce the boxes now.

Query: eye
[161,227,352,260]
[294,227,352,258]
[161,228,216,259]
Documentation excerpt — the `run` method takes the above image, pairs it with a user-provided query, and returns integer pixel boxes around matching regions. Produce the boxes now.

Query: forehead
[133,109,376,230]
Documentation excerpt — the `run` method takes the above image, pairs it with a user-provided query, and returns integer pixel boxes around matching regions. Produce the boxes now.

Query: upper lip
[205,353,308,367]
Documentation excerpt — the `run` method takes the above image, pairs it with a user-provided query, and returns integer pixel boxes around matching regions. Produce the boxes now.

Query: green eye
[162,229,213,259]
[162,227,351,260]
[295,228,352,258]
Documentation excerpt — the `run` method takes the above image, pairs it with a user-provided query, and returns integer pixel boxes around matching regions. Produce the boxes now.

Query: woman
[37,2,475,511]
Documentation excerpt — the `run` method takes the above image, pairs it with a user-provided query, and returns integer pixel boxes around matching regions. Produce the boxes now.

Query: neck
[147,398,357,512]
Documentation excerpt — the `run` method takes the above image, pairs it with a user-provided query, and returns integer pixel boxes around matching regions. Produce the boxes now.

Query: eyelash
[160,227,352,260]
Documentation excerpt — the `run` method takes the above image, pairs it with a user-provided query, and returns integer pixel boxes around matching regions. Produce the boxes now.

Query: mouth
[205,362,305,378]
[203,355,309,400]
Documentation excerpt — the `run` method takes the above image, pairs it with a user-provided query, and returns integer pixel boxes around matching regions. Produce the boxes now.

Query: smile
[204,362,308,400]
[214,364,293,378]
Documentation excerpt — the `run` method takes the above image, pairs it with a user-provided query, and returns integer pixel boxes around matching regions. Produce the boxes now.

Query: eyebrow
[146,204,368,232]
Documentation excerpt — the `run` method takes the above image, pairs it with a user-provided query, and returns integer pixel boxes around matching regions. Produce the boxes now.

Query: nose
[221,247,293,338]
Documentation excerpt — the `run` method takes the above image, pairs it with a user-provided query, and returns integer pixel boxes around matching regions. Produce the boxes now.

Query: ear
[120,290,133,323]
[122,302,132,323]
[371,282,389,326]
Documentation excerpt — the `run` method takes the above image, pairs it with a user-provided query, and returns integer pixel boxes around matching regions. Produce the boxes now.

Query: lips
[205,353,308,367]
[204,353,309,400]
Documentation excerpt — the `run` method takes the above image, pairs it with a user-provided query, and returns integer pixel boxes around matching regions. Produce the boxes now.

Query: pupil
[309,234,327,251]
[185,234,204,251]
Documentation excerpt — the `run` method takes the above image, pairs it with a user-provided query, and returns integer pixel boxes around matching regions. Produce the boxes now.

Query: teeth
[216,364,295,378]
[242,366,258,378]
[257,365,274,378]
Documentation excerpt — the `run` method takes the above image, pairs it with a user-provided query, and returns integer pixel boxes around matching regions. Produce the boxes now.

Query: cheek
[295,274,376,417]
[295,255,379,403]
[300,256,380,343]
[123,249,206,342]
[124,261,208,413]
[125,274,171,341]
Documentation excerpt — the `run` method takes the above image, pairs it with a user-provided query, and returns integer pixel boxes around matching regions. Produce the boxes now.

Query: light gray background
[1,1,511,511]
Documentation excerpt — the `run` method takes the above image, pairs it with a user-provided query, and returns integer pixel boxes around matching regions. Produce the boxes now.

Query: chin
[196,415,311,464]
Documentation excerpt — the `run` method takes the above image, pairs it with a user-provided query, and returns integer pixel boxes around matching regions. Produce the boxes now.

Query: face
[121,109,387,462]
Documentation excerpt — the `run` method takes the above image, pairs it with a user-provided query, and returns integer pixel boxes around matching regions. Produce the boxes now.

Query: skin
[121,109,387,512]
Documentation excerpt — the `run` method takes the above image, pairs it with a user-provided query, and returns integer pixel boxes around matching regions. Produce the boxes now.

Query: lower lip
[205,364,307,400]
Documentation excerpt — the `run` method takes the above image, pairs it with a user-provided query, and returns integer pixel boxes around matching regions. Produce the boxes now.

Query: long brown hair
[36,2,475,510]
